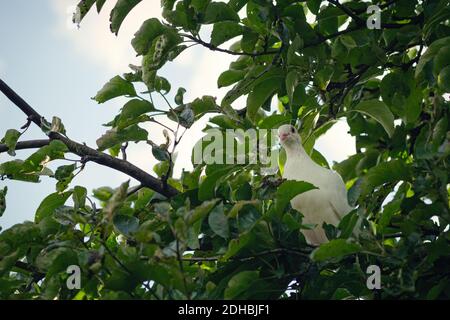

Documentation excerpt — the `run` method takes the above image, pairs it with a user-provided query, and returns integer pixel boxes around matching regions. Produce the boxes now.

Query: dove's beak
[279,133,289,142]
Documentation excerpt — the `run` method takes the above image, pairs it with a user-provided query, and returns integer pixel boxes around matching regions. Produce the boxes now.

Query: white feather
[278,124,354,245]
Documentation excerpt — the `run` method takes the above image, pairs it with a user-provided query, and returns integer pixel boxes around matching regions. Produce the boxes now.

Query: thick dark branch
[0,139,50,154]
[14,261,46,285]
[0,78,179,198]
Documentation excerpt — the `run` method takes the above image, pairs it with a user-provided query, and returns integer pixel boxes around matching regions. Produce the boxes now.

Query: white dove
[278,124,354,245]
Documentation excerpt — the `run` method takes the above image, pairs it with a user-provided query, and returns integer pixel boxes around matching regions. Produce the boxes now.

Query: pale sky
[0,0,355,230]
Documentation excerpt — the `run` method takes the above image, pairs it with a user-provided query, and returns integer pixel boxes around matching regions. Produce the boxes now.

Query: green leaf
[333,153,364,182]
[113,214,140,236]
[1,129,21,156]
[317,6,341,35]
[94,76,136,103]
[190,96,219,117]
[110,0,142,35]
[338,209,359,238]
[74,0,96,23]
[347,178,362,207]
[0,187,7,217]
[35,191,73,223]
[223,232,251,260]
[353,100,395,137]
[286,70,299,108]
[23,140,68,172]
[307,0,321,15]
[199,167,235,201]
[187,199,218,225]
[103,181,130,219]
[433,46,450,76]
[50,116,66,135]
[0,160,40,183]
[54,164,77,192]
[117,99,155,129]
[311,239,361,262]
[258,114,291,129]
[93,186,115,201]
[96,0,107,13]
[175,87,186,105]
[73,186,87,210]
[211,21,243,46]
[217,69,246,88]
[208,202,229,239]
[224,270,259,299]
[415,36,450,77]
[438,65,450,92]
[311,149,330,168]
[131,18,165,55]
[275,180,317,214]
[282,212,302,230]
[246,78,281,122]
[340,35,357,49]
[204,2,240,24]
[96,125,148,151]
[362,160,411,195]
[152,145,170,162]
[222,67,283,106]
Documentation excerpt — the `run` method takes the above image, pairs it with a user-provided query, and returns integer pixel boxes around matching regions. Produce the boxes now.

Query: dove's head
[278,124,301,147]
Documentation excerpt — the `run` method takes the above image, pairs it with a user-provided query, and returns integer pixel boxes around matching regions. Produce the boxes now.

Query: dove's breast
[283,157,350,245]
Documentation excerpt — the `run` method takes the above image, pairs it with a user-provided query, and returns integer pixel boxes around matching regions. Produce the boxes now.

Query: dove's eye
[290,126,295,133]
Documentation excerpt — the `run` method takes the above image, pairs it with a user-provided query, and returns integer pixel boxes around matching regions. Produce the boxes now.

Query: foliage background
[0,0,449,299]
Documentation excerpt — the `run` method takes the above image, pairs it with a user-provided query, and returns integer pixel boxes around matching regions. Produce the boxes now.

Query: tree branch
[180,33,280,57]
[182,247,311,263]
[0,78,179,198]
[328,0,365,25]
[0,139,50,154]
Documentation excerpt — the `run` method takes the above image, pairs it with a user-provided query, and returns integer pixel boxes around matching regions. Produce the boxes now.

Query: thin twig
[180,33,280,57]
